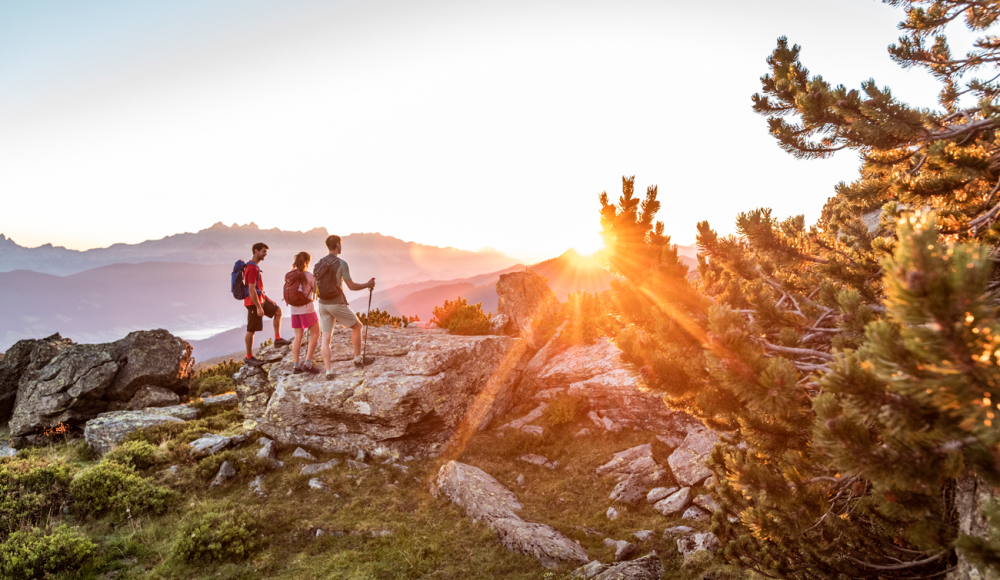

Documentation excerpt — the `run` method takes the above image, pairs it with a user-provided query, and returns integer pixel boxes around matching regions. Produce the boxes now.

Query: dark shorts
[246,299,279,332]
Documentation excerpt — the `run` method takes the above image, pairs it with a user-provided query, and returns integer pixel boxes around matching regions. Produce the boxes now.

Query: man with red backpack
[242,242,290,367]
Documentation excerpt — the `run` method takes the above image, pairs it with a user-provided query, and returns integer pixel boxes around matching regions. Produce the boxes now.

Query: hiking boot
[245,357,265,368]
[324,372,336,380]
[353,355,375,367]
[273,338,291,347]
[301,362,321,374]
[292,366,305,374]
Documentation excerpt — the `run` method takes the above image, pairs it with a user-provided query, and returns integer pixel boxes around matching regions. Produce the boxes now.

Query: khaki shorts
[318,302,361,332]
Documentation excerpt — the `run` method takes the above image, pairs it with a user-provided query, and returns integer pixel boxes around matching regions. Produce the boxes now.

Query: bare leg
[306,323,319,362]
[292,327,304,364]
[244,331,254,358]
[351,322,362,358]
[273,307,282,337]
[321,331,333,372]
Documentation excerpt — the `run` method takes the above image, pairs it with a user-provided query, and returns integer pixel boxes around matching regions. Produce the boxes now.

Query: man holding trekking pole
[314,234,375,380]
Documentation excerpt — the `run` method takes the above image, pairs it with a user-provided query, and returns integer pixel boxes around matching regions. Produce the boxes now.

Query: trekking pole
[362,283,373,367]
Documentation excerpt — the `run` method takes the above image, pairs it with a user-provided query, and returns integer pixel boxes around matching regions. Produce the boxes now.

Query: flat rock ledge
[234,327,528,459]
[432,460,589,569]
[570,552,663,580]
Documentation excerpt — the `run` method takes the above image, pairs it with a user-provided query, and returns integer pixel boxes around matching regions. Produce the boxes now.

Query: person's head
[293,251,311,272]
[251,242,269,262]
[325,235,342,254]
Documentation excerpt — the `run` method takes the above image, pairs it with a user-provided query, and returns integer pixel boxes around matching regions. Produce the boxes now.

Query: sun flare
[573,233,605,257]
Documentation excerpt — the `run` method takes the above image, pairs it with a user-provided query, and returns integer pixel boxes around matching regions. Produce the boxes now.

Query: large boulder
[236,326,528,459]
[84,411,185,455]
[496,271,561,350]
[8,330,194,438]
[0,334,72,422]
[518,335,701,437]
[668,429,718,486]
[432,461,589,568]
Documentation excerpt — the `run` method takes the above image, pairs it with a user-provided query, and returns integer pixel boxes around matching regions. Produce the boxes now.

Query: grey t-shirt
[315,254,353,306]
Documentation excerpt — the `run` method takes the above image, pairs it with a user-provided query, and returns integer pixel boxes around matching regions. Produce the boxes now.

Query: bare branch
[763,341,834,361]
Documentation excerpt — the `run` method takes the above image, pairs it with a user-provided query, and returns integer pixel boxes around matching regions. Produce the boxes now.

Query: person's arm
[341,262,374,291]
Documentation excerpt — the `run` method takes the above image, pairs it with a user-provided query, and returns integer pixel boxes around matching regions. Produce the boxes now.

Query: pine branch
[763,341,834,361]
[845,551,947,571]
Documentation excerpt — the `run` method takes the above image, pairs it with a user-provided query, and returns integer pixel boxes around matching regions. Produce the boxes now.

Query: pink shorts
[291,312,319,329]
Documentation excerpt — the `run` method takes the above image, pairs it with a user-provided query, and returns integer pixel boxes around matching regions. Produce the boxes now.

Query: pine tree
[599,1,1000,577]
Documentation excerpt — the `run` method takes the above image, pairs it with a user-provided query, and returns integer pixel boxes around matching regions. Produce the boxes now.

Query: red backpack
[282,270,311,307]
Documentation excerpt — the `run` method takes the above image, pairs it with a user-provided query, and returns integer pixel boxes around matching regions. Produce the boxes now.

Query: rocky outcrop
[0,334,72,422]
[667,429,718,486]
[84,412,185,455]
[496,271,561,350]
[7,330,194,438]
[950,472,1000,580]
[518,335,701,436]
[676,532,720,559]
[235,326,528,459]
[571,552,664,580]
[595,444,669,486]
[432,460,589,568]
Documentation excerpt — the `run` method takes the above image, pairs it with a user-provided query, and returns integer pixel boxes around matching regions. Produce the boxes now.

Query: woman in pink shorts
[290,252,321,374]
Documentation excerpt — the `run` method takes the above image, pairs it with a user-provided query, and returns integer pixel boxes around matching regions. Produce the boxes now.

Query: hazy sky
[0,0,979,262]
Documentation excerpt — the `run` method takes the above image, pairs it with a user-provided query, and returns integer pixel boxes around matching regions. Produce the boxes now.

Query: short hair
[252,242,268,253]
[325,235,342,251]
[293,251,311,271]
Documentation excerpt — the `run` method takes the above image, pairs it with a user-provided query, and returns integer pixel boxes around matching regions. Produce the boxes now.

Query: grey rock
[653,487,691,516]
[292,447,316,461]
[496,271,561,350]
[308,478,330,492]
[667,429,718,486]
[0,440,18,458]
[501,403,547,430]
[9,330,193,436]
[656,433,685,448]
[516,473,525,486]
[84,411,185,456]
[610,473,649,505]
[592,552,663,580]
[570,560,608,579]
[248,475,267,498]
[663,526,695,538]
[0,334,71,422]
[201,391,213,398]
[676,532,720,558]
[950,472,1000,580]
[143,404,199,421]
[190,433,238,457]
[124,385,180,410]
[603,538,637,562]
[575,428,592,437]
[235,327,528,458]
[347,459,369,470]
[390,463,409,473]
[301,459,339,475]
[198,393,238,410]
[519,454,557,469]
[489,313,514,336]
[431,461,588,568]
[606,507,619,520]
[682,506,709,521]
[521,425,544,436]
[632,530,654,542]
[355,449,367,462]
[257,438,278,461]
[517,329,703,435]
[595,444,668,486]
[646,486,678,504]
[209,460,236,489]
[693,493,720,513]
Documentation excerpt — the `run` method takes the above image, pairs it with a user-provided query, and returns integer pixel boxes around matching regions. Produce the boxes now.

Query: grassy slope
[4,405,733,580]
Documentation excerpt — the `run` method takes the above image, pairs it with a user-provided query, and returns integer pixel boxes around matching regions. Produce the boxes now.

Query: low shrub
[542,395,588,427]
[0,458,72,537]
[197,358,243,381]
[191,375,233,397]
[104,440,160,470]
[0,525,96,580]
[449,304,491,336]
[124,409,243,449]
[70,460,175,520]
[358,308,415,328]
[174,507,261,562]
[430,297,467,328]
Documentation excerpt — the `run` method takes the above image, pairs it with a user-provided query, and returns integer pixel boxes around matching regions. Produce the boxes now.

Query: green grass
[0,405,744,580]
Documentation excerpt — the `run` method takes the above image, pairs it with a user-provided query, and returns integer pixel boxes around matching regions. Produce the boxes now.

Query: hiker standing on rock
[315,235,375,379]
[244,242,290,367]
[286,251,321,374]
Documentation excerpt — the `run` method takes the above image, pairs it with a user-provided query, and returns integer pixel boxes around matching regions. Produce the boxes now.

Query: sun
[573,233,605,257]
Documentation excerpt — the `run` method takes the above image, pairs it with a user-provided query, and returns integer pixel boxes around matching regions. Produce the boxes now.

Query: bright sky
[0,0,979,263]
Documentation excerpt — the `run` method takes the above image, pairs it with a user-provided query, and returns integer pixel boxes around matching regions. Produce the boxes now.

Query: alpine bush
[191,374,233,397]
[430,297,468,328]
[70,460,175,520]
[173,507,261,562]
[448,304,491,336]
[0,458,72,537]
[542,394,588,427]
[103,440,160,470]
[0,525,96,580]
